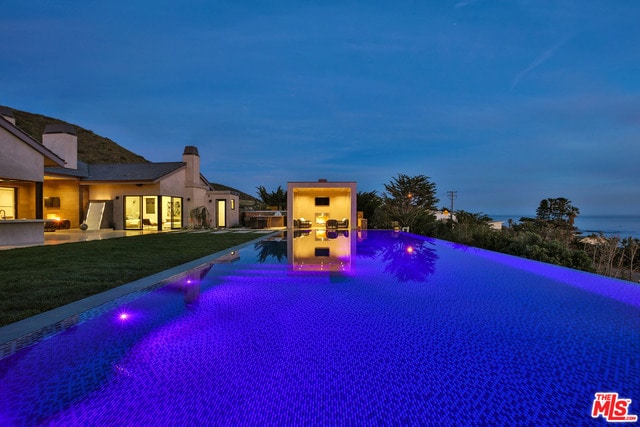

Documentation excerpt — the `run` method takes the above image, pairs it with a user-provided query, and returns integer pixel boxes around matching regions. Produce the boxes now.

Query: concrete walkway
[45,228,166,245]
[0,227,280,250]
[44,228,278,244]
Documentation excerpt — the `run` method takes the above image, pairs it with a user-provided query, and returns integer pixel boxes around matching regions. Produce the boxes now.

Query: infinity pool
[1,231,639,425]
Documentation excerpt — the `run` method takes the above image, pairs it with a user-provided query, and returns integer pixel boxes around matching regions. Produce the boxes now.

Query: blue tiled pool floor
[1,231,638,425]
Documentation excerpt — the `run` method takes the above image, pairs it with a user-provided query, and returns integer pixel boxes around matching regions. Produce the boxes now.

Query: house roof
[45,161,90,178]
[0,115,65,167]
[46,162,184,181]
[45,162,215,189]
[81,162,185,182]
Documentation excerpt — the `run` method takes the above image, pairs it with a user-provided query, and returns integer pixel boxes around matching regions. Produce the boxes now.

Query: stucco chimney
[43,124,77,169]
[0,106,16,125]
[182,146,200,188]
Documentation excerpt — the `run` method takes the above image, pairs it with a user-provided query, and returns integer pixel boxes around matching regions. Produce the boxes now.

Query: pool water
[1,231,639,426]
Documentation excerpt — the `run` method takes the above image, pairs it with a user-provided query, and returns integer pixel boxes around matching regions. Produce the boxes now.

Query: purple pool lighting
[0,230,638,426]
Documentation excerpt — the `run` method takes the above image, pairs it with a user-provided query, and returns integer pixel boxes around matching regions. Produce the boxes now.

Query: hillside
[10,108,148,164]
[6,106,257,202]
[209,182,258,205]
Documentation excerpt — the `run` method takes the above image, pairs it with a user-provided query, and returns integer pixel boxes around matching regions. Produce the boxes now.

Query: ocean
[489,215,640,240]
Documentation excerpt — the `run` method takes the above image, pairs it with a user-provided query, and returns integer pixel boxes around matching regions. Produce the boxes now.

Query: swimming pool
[1,230,638,425]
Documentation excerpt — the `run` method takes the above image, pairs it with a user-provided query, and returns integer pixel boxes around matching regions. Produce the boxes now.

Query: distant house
[0,107,238,246]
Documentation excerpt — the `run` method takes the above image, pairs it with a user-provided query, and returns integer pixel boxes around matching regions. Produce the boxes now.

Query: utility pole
[446,191,457,216]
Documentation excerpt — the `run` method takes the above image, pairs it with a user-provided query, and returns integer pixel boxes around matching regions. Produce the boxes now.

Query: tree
[256,185,287,210]
[535,199,552,220]
[452,210,493,242]
[515,216,575,246]
[535,197,580,226]
[356,190,382,228]
[378,173,439,233]
[621,237,640,281]
[432,210,496,246]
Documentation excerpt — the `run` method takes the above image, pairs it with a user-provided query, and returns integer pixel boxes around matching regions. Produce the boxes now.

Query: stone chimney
[43,124,77,169]
[0,106,16,125]
[182,146,201,188]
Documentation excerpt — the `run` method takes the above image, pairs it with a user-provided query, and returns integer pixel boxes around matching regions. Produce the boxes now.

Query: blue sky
[2,0,639,215]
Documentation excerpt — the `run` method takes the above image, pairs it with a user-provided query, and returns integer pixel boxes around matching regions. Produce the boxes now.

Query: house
[0,108,66,246]
[0,106,239,247]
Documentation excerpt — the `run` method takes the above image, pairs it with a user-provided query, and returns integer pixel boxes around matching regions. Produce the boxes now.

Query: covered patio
[287,179,357,230]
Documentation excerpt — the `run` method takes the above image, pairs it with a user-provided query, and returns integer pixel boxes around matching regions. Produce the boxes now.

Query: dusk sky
[2,0,639,215]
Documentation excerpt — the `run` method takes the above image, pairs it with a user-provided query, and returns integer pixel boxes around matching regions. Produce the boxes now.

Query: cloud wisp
[511,35,573,91]
[455,0,481,9]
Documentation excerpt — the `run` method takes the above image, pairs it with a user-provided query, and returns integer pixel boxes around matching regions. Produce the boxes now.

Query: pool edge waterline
[0,232,276,360]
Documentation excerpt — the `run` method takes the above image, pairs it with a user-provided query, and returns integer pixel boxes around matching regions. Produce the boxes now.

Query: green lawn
[0,231,267,327]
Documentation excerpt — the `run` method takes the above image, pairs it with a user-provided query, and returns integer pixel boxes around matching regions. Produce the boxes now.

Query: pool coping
[0,232,277,359]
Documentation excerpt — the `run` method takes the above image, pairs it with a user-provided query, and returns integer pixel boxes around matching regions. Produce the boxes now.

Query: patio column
[35,181,43,219]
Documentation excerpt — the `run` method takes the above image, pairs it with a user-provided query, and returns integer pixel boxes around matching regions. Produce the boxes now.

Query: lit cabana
[287,179,357,229]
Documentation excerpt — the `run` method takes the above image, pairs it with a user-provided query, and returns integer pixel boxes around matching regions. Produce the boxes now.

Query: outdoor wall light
[187,198,191,201]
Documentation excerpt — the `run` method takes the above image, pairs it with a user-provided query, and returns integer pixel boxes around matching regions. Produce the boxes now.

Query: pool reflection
[254,237,288,263]
[288,229,355,273]
[380,232,438,282]
[174,262,218,306]
[357,231,439,282]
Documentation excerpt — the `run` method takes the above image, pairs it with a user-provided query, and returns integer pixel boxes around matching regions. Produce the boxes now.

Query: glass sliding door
[171,198,182,228]
[125,195,163,230]
[216,199,226,228]
[124,196,142,229]
[161,196,182,229]
[143,196,158,229]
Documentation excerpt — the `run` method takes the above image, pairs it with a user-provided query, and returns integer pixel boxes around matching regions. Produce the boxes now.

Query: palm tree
[256,185,287,210]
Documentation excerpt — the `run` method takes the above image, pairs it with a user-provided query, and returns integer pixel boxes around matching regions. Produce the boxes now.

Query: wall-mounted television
[44,197,60,208]
[315,197,330,206]
[315,247,330,257]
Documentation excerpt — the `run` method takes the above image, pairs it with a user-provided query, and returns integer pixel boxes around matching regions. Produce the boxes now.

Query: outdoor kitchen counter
[0,219,45,247]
